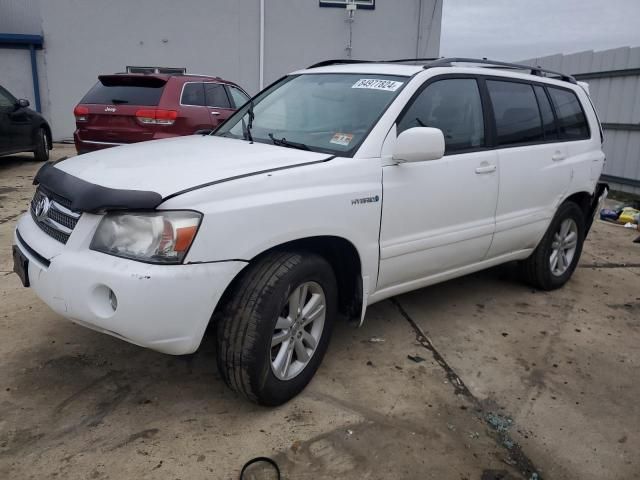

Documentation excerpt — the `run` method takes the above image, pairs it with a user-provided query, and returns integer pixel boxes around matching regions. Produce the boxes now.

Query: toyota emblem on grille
[34,195,51,221]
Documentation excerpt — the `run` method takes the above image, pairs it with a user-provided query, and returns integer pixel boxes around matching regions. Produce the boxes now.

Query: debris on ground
[368,336,385,344]
[600,205,639,226]
[407,354,426,363]
[485,412,513,433]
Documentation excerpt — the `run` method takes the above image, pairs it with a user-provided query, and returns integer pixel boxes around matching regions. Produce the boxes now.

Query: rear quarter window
[81,77,165,106]
[547,87,590,140]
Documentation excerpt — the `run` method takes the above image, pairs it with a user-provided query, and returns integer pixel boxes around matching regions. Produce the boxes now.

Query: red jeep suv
[73,73,250,154]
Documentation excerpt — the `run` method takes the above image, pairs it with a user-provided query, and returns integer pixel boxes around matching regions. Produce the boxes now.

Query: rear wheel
[33,128,49,162]
[216,251,337,406]
[520,201,585,290]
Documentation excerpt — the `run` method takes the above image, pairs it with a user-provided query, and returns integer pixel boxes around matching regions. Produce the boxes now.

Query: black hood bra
[34,163,163,213]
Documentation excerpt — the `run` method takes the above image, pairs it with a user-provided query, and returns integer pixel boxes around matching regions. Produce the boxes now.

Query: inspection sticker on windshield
[330,133,354,146]
[352,78,403,92]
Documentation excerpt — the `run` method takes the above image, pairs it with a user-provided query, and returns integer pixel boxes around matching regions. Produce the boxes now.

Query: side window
[533,85,558,140]
[397,78,485,153]
[487,80,543,145]
[204,83,231,108]
[0,87,15,108]
[547,87,590,140]
[181,83,205,106]
[227,86,250,108]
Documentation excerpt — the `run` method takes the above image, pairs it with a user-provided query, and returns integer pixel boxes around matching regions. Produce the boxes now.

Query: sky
[440,0,640,61]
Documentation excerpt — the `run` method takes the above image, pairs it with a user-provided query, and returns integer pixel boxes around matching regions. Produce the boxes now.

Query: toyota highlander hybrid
[13,58,607,405]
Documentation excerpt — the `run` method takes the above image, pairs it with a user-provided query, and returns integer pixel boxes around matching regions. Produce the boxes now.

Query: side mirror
[392,127,445,163]
[16,99,30,109]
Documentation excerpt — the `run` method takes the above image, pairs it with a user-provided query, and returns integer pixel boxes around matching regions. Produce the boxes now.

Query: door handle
[475,164,497,174]
[552,151,566,162]
[210,111,220,116]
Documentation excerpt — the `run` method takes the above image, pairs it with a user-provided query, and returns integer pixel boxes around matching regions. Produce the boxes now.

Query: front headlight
[90,211,202,264]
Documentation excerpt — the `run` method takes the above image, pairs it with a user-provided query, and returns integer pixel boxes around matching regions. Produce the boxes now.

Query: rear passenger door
[179,82,214,133]
[204,83,234,128]
[485,79,573,258]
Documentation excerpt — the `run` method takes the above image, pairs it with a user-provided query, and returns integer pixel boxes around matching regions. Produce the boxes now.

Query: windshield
[215,73,408,156]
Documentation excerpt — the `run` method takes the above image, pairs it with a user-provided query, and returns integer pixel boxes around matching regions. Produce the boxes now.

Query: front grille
[30,187,81,244]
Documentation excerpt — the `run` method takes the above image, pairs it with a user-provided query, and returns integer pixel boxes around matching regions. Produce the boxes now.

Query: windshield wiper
[268,133,310,151]
[243,98,255,143]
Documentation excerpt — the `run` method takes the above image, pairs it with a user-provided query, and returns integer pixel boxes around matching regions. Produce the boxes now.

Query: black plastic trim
[16,229,51,267]
[34,163,163,213]
[163,156,336,202]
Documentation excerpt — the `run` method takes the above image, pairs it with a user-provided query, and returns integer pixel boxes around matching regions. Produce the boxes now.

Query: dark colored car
[0,85,52,162]
[73,73,250,154]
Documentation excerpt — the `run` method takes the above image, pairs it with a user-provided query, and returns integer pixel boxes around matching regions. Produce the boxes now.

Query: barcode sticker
[352,79,403,91]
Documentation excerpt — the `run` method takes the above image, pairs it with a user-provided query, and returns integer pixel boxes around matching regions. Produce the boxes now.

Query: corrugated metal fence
[521,47,640,195]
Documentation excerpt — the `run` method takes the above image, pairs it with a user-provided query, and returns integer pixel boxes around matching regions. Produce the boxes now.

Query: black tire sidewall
[34,129,49,161]
[538,202,585,289]
[251,254,337,406]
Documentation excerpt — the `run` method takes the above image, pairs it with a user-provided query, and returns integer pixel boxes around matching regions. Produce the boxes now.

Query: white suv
[13,58,606,405]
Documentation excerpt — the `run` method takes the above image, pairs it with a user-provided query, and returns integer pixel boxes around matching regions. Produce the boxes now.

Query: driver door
[378,77,499,291]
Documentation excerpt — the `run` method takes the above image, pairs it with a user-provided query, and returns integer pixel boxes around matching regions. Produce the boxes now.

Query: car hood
[55,135,332,198]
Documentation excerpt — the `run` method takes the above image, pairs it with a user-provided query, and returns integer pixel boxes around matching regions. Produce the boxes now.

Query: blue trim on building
[0,33,44,112]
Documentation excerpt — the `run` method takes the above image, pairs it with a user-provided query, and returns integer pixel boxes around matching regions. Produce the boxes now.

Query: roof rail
[423,57,577,83]
[306,57,577,84]
[307,59,374,69]
[308,58,441,69]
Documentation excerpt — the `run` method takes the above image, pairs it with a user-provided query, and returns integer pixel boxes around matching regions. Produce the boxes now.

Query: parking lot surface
[1,146,638,479]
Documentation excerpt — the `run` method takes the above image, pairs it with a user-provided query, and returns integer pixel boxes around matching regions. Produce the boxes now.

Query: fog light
[109,289,118,312]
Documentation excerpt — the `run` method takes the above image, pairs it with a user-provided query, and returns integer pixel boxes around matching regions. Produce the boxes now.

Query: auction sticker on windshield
[330,133,354,146]
[352,79,403,91]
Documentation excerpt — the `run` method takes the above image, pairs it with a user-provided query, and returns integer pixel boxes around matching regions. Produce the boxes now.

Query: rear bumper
[14,214,247,355]
[74,132,123,154]
[74,130,180,154]
[586,182,609,234]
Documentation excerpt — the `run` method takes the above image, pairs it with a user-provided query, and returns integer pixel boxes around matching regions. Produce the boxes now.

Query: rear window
[547,87,590,140]
[80,76,165,106]
[487,80,543,146]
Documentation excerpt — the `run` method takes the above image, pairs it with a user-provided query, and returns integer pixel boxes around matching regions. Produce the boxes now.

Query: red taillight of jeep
[135,109,178,126]
[74,106,89,122]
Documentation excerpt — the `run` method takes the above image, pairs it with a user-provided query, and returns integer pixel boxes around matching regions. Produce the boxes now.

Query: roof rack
[422,57,577,83]
[307,57,577,84]
[308,58,439,69]
[307,59,374,69]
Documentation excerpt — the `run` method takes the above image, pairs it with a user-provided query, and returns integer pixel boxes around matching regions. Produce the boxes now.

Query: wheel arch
[39,122,52,150]
[212,235,364,329]
[563,190,592,219]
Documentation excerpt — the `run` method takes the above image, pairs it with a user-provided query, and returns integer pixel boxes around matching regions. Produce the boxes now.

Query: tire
[216,251,337,406]
[33,128,49,162]
[520,201,585,290]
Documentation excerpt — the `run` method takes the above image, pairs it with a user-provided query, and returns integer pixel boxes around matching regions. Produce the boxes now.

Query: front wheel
[216,251,337,406]
[520,201,585,290]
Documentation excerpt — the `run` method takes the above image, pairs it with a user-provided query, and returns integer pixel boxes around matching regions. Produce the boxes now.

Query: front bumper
[14,214,246,355]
